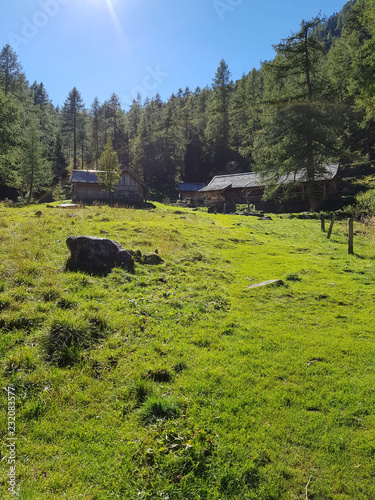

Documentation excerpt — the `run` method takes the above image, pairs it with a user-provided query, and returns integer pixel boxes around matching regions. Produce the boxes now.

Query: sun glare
[87,0,119,12]
[85,0,126,45]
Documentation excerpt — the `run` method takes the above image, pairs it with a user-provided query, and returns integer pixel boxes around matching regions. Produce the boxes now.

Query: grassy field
[0,202,375,499]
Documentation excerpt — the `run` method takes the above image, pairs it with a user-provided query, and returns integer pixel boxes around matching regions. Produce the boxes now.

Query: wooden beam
[327,214,336,239]
[321,214,325,232]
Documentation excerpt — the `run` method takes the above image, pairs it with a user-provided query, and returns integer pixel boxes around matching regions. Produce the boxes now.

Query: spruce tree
[229,68,263,171]
[205,59,233,175]
[51,134,69,183]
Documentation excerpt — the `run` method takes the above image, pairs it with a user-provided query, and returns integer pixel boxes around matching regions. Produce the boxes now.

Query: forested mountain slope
[0,0,374,205]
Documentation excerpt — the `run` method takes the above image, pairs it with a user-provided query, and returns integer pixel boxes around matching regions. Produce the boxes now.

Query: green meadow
[0,203,375,499]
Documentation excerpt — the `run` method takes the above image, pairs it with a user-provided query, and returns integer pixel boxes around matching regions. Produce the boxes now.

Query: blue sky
[1,0,349,109]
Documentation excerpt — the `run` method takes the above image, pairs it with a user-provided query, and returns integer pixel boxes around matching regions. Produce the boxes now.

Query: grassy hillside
[1,203,375,499]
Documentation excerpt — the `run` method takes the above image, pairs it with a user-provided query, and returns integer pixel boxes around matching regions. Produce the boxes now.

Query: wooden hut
[70,167,148,204]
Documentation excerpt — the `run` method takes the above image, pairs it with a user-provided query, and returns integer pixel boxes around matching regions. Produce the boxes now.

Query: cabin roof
[178,183,206,191]
[70,170,101,184]
[200,164,339,193]
[70,167,147,188]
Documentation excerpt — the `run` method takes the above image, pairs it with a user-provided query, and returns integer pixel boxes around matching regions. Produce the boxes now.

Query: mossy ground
[0,202,375,499]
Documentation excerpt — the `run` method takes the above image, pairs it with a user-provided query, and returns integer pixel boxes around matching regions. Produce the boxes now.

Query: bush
[352,189,375,219]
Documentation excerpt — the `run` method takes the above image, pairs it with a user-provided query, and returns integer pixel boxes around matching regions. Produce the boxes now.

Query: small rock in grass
[247,279,285,289]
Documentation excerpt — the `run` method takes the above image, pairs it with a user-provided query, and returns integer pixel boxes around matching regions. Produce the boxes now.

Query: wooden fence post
[321,214,325,232]
[327,214,336,239]
[348,218,354,255]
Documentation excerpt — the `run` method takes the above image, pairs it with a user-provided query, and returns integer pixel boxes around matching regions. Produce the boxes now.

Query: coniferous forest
[0,0,374,205]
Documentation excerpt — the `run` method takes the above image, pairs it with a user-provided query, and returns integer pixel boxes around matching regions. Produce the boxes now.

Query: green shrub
[352,189,375,219]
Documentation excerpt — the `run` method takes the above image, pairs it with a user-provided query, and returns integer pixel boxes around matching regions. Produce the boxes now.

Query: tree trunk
[306,106,318,211]
[73,101,77,169]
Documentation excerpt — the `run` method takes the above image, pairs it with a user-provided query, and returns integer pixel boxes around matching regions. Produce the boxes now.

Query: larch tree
[90,97,101,169]
[254,17,342,211]
[20,119,52,203]
[0,88,21,192]
[108,93,126,151]
[350,0,375,122]
[0,44,24,96]
[61,87,84,169]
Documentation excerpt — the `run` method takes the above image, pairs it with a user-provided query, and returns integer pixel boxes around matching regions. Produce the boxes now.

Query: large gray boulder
[66,236,134,274]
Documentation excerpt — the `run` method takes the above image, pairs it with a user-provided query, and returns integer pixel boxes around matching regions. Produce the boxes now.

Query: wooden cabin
[70,167,148,204]
[199,164,341,211]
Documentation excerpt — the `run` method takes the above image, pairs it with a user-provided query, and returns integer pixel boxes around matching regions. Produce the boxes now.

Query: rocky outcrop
[66,236,134,274]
